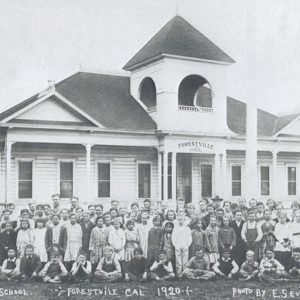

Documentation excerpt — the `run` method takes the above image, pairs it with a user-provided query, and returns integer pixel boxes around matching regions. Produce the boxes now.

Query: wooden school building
[1,16,300,209]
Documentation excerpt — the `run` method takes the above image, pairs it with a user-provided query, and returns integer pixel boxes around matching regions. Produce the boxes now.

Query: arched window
[178,75,212,108]
[139,77,157,108]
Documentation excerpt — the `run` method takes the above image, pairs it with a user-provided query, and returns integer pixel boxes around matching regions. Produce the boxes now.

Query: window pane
[60,162,73,180]
[19,161,32,180]
[232,166,241,181]
[261,182,270,196]
[98,181,110,198]
[201,165,212,197]
[60,181,73,198]
[261,166,269,181]
[288,182,296,196]
[19,181,32,198]
[288,167,296,181]
[98,163,110,180]
[232,182,241,196]
[138,164,151,198]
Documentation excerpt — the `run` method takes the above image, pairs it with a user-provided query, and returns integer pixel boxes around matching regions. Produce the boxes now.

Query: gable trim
[0,90,105,129]
[274,116,300,137]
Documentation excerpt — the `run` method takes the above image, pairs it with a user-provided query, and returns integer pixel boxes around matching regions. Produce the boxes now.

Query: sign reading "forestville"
[177,141,214,153]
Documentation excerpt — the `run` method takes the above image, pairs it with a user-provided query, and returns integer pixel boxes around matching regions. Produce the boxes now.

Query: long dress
[136,223,150,258]
[189,229,208,259]
[63,223,82,262]
[124,229,139,262]
[16,229,34,257]
[89,226,108,264]
[108,228,126,261]
[33,228,48,262]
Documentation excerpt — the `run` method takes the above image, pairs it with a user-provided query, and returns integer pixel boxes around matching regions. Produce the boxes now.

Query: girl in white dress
[16,219,34,258]
[33,218,48,263]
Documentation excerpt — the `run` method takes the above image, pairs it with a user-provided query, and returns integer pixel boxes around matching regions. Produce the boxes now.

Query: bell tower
[123,16,235,136]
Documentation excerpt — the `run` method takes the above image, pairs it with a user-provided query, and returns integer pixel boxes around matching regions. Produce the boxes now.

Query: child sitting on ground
[238,250,259,281]
[124,247,148,282]
[286,248,300,281]
[258,248,287,283]
[94,246,122,282]
[182,248,215,280]
[0,248,20,281]
[19,244,42,281]
[69,251,92,283]
[39,251,68,283]
[149,250,175,281]
[212,248,239,279]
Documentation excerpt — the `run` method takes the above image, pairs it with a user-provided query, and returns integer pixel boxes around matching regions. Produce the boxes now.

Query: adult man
[52,194,61,214]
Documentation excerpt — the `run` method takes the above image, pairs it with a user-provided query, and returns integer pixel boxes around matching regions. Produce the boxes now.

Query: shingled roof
[123,16,235,71]
[0,72,157,132]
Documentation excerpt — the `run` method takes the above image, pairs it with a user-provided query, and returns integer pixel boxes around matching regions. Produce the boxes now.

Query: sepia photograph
[0,0,300,299]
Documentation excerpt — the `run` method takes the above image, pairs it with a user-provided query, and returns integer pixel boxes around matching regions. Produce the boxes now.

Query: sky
[0,0,300,116]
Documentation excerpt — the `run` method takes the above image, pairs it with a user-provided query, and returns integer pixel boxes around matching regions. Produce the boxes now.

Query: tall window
[288,166,296,195]
[18,161,33,199]
[168,154,172,199]
[261,166,270,196]
[138,163,151,198]
[60,162,73,198]
[98,162,110,198]
[232,165,241,196]
[201,165,212,197]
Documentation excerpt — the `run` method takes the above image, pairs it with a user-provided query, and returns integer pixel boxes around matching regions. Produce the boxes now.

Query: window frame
[136,161,152,199]
[259,164,271,196]
[16,158,35,201]
[57,159,76,200]
[95,160,112,199]
[230,164,242,197]
[287,164,297,196]
[200,162,213,198]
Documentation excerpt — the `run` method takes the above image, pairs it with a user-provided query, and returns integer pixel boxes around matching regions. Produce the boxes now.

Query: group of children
[0,195,300,283]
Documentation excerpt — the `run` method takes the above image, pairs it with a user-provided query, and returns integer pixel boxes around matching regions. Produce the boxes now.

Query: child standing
[161,222,175,271]
[94,246,122,282]
[172,214,192,277]
[189,218,208,259]
[241,211,263,261]
[218,216,236,251]
[0,222,17,264]
[108,219,126,262]
[124,220,139,262]
[238,250,259,281]
[62,214,82,270]
[149,250,175,281]
[0,248,20,281]
[182,248,215,280]
[33,219,48,264]
[212,248,239,279]
[147,216,164,267]
[39,251,68,283]
[137,212,150,258]
[16,220,34,258]
[205,215,219,267]
[89,216,108,271]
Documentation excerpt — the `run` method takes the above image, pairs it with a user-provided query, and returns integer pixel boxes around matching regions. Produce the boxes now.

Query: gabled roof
[123,16,235,71]
[0,72,157,132]
[227,97,278,136]
[273,114,300,135]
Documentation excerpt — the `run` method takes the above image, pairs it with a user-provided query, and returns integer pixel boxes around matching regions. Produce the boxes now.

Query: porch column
[214,153,220,197]
[5,141,15,204]
[171,152,177,201]
[84,144,93,204]
[272,151,278,199]
[163,151,168,200]
[220,152,227,200]
[157,151,162,200]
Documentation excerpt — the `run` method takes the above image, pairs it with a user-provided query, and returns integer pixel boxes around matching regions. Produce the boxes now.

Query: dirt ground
[1,278,300,300]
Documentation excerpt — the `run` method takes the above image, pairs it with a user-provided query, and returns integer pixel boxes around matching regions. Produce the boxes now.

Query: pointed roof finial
[175,0,179,16]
